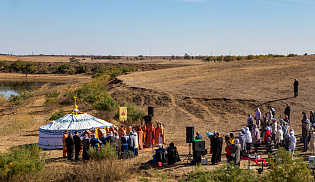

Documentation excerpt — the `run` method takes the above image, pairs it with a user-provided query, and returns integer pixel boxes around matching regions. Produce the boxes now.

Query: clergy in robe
[146,123,155,147]
[62,130,68,157]
[141,122,147,145]
[118,125,126,138]
[137,126,144,150]
[155,123,165,146]
[211,132,223,165]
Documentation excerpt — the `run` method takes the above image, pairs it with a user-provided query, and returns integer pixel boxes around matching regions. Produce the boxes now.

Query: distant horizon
[1,0,314,56]
[0,52,312,57]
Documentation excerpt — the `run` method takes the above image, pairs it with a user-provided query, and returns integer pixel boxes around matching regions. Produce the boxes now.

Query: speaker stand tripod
[183,143,193,163]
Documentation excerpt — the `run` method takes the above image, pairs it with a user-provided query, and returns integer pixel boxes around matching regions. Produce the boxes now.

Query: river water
[0,81,63,98]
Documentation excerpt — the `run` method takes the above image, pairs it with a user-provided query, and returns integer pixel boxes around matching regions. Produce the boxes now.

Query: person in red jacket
[225,141,233,164]
[264,127,272,143]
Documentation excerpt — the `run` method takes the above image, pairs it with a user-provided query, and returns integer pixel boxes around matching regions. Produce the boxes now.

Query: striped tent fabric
[38,110,113,149]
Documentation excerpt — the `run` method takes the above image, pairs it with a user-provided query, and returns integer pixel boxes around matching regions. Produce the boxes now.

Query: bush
[123,104,145,122]
[9,91,36,103]
[76,64,89,74]
[95,97,118,112]
[45,90,60,98]
[50,108,66,120]
[37,67,48,74]
[287,54,298,57]
[44,97,56,106]
[88,143,117,161]
[58,63,71,74]
[10,60,25,72]
[0,144,45,181]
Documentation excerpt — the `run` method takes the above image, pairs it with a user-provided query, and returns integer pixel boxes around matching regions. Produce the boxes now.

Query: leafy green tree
[184,53,191,60]
[23,62,37,77]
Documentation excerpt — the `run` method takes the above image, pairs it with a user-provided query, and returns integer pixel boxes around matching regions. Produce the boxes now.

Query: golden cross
[73,96,78,109]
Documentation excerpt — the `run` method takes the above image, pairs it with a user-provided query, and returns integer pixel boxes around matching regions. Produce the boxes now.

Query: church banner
[119,107,127,121]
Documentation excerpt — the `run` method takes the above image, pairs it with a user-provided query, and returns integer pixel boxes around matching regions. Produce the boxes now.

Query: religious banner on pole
[119,107,127,121]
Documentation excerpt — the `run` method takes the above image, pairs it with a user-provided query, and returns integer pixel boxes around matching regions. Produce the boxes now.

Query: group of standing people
[61,122,166,160]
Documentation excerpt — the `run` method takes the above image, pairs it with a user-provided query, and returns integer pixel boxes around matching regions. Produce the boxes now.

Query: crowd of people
[208,102,315,166]
[62,122,166,160]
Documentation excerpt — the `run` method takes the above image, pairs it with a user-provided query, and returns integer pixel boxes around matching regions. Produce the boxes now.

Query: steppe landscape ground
[0,55,314,180]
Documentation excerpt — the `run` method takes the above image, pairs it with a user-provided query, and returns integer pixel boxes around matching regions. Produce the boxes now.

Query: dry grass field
[116,55,315,148]
[0,55,314,180]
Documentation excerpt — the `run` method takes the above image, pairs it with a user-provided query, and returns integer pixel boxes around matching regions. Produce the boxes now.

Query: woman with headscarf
[238,131,246,157]
[82,134,90,160]
[245,127,252,154]
[267,111,273,122]
[252,124,261,154]
[120,133,129,158]
[129,129,139,157]
[113,132,120,151]
[255,108,261,128]
[271,118,278,142]
[228,138,241,166]
[275,125,283,148]
[264,127,272,143]
[289,129,296,159]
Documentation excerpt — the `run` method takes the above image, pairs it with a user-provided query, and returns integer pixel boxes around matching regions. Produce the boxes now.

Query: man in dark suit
[73,131,82,160]
[65,133,74,160]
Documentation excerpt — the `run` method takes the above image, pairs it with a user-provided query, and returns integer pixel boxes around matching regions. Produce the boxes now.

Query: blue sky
[0,0,314,56]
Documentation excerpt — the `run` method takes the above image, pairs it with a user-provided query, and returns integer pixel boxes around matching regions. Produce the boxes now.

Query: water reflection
[0,81,64,98]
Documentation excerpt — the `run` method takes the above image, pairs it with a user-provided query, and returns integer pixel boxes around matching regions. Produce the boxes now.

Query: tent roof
[39,112,113,131]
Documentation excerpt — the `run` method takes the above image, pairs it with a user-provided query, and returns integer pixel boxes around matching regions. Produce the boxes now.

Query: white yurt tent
[39,107,113,149]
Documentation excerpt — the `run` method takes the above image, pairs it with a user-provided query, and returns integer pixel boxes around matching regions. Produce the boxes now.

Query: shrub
[0,94,7,104]
[76,64,89,74]
[44,97,56,106]
[45,90,60,98]
[58,63,71,74]
[9,91,36,103]
[95,97,118,112]
[50,108,66,120]
[0,144,45,181]
[287,54,298,57]
[10,60,25,71]
[126,104,145,122]
[37,67,48,74]
[88,143,117,161]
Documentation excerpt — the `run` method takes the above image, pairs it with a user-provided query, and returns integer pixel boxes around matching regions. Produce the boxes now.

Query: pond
[0,81,65,98]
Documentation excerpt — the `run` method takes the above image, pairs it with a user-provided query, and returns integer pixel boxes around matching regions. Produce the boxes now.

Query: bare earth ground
[0,55,315,180]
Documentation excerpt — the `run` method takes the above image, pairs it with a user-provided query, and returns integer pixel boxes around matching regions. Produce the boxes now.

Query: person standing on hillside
[65,133,74,160]
[252,125,260,154]
[294,78,299,97]
[73,131,82,160]
[284,103,291,121]
[301,112,309,152]
[211,132,223,165]
[82,134,90,160]
[289,129,296,159]
[255,108,261,128]
[229,138,241,166]
[62,130,68,158]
